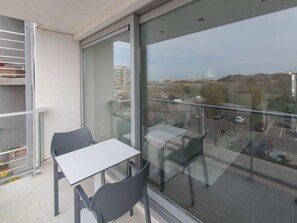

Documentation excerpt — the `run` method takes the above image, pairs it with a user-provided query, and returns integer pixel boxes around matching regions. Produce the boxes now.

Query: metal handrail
[0,146,27,156]
[143,98,297,188]
[0,107,47,118]
[0,156,27,167]
[0,108,48,183]
[148,98,297,118]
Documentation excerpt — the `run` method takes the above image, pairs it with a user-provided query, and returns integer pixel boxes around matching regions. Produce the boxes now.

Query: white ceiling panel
[0,0,159,39]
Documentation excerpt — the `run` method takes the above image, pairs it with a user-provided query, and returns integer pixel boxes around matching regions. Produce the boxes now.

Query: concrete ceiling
[0,0,168,40]
[3,0,295,43]
[142,0,297,45]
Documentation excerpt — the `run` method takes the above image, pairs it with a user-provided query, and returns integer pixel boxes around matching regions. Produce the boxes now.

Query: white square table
[55,138,140,186]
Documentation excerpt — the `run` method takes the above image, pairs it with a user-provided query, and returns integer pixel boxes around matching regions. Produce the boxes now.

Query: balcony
[0,109,159,223]
[0,160,160,223]
[0,100,296,223]
[1,1,297,223]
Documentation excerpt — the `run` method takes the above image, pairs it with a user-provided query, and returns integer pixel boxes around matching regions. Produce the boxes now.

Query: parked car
[245,139,286,162]
[163,120,175,126]
[151,116,165,125]
[282,117,293,129]
[234,116,245,123]
[173,122,184,128]
[214,114,227,120]
[254,122,268,132]
[246,144,268,156]
[245,140,271,156]
[269,150,286,162]
[229,116,236,122]
[259,139,273,150]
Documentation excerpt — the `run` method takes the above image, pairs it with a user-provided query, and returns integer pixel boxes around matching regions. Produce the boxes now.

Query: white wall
[35,28,81,159]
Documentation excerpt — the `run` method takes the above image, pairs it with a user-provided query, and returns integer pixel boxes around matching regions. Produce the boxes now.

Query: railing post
[248,112,254,182]
[36,111,41,167]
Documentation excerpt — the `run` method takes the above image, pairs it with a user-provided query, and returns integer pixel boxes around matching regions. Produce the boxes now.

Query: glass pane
[0,113,36,184]
[83,32,131,173]
[141,2,297,223]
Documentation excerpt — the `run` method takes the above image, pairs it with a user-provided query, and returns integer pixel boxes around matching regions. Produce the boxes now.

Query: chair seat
[74,161,151,223]
[167,149,189,165]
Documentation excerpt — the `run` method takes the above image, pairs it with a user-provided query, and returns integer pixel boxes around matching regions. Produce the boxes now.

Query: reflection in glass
[141,2,297,223]
[83,32,131,172]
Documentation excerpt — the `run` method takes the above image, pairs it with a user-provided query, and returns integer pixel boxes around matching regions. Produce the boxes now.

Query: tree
[249,85,266,110]
[201,83,226,105]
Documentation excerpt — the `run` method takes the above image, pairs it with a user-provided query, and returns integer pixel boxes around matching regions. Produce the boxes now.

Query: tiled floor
[0,160,160,223]
[159,162,297,223]
[1,157,296,223]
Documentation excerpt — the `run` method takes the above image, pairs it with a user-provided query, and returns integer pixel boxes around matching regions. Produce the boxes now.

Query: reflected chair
[51,127,96,216]
[166,130,209,206]
[74,161,151,223]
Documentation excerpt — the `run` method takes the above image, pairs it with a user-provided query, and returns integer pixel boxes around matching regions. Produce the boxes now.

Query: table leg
[94,170,105,191]
[159,149,165,191]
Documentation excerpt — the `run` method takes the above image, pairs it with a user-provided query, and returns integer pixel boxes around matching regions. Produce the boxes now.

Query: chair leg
[74,189,81,223]
[187,165,195,206]
[143,186,151,223]
[128,162,134,217]
[53,161,59,216]
[130,208,133,217]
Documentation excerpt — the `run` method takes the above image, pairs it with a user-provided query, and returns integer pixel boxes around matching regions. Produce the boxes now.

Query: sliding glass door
[140,1,297,222]
[83,31,131,172]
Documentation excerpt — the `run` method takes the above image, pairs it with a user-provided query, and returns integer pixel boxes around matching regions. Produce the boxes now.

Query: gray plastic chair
[166,130,209,206]
[51,127,96,216]
[74,161,151,223]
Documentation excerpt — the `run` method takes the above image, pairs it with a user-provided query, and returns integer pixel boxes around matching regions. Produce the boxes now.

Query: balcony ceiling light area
[142,0,297,45]
[0,0,165,40]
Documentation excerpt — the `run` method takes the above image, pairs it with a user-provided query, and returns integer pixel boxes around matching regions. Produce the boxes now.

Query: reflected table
[145,124,189,191]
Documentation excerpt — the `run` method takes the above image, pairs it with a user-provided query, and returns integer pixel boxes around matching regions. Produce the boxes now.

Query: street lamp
[288,72,297,205]
[288,72,296,101]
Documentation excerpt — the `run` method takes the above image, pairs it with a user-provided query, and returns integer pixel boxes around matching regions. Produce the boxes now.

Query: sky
[113,6,297,81]
[113,41,130,66]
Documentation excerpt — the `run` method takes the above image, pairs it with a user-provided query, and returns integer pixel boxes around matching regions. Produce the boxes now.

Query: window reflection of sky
[113,41,130,66]
[146,7,297,81]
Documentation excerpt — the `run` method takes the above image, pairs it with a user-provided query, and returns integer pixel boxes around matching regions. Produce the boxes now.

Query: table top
[55,138,140,185]
[145,124,189,149]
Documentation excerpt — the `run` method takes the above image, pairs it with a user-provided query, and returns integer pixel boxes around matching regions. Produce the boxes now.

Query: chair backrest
[51,127,94,157]
[89,162,150,223]
[184,130,208,160]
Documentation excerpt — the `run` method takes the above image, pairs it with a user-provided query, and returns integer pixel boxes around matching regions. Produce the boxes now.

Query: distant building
[113,65,131,99]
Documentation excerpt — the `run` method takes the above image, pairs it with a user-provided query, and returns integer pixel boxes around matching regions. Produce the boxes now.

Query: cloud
[205,69,217,79]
